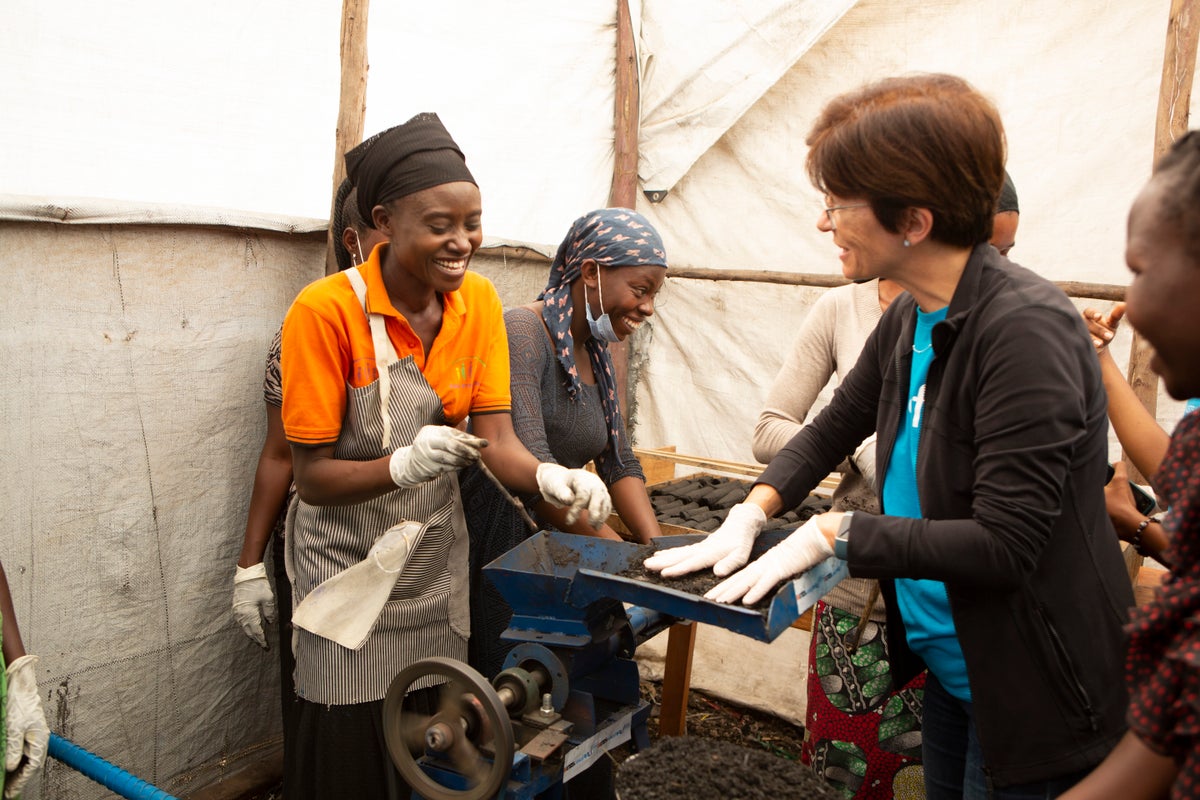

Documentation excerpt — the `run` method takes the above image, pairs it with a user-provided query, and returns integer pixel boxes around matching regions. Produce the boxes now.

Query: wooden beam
[668,268,851,289]
[609,0,639,210]
[668,267,1129,302]
[609,0,640,416]
[477,251,1128,302]
[1153,0,1200,162]
[633,447,764,479]
[633,447,843,496]
[658,622,697,736]
[1053,281,1127,303]
[325,0,370,275]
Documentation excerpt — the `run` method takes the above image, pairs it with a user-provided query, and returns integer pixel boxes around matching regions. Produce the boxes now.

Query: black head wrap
[344,112,476,224]
[998,170,1019,214]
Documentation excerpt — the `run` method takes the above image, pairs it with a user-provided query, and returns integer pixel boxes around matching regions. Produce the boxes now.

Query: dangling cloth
[537,208,667,471]
[291,520,427,650]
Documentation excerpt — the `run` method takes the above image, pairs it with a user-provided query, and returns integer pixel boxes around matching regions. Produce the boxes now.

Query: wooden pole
[666,267,1130,302]
[607,0,705,737]
[609,0,640,210]
[658,622,698,737]
[325,0,371,275]
[486,247,1130,302]
[1127,0,1200,477]
[608,0,640,414]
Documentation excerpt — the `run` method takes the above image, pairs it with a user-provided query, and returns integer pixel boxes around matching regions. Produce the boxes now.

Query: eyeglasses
[823,202,869,230]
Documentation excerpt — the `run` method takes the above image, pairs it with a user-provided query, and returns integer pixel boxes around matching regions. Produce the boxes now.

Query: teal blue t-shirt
[882,305,972,701]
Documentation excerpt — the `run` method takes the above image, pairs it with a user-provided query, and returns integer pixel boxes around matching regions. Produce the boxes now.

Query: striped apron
[287,268,470,705]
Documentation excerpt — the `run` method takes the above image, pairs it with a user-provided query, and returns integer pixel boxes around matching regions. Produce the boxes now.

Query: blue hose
[48,733,178,800]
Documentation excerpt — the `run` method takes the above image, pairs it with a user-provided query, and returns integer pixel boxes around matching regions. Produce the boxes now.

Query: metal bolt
[425,722,454,752]
[540,693,554,715]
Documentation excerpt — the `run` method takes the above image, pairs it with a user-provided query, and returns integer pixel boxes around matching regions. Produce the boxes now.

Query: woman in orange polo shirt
[279,113,612,800]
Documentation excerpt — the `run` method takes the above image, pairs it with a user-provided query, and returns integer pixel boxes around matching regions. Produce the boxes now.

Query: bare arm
[1059,731,1176,800]
[291,444,394,506]
[0,562,26,664]
[532,499,623,541]
[237,403,293,567]
[472,411,543,495]
[742,483,786,520]
[1105,461,1169,563]
[1084,304,1170,484]
[609,476,659,543]
[1099,349,1170,484]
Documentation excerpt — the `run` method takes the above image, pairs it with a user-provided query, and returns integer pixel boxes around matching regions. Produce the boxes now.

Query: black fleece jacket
[759,244,1133,787]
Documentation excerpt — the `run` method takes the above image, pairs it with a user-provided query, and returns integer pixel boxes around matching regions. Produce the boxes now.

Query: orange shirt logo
[450,356,486,391]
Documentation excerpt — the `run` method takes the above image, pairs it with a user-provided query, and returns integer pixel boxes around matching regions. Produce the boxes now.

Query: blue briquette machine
[383,530,846,800]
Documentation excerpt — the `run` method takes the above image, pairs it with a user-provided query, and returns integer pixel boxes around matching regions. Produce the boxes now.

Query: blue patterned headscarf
[537,208,668,470]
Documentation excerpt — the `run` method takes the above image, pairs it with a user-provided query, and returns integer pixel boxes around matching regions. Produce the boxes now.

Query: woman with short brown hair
[649,74,1131,799]
[806,73,1006,249]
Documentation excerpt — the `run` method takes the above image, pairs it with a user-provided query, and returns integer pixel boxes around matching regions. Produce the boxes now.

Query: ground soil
[611,679,809,767]
[615,734,841,800]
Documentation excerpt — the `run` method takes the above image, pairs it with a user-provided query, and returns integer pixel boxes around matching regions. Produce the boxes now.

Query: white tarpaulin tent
[1,0,1193,796]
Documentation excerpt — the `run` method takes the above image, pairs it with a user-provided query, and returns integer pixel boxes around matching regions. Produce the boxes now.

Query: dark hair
[332,179,373,272]
[806,73,1006,248]
[998,171,1019,214]
[1152,130,1200,263]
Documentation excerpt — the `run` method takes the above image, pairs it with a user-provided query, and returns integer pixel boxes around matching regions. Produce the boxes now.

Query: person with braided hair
[1062,130,1200,800]
[230,178,387,760]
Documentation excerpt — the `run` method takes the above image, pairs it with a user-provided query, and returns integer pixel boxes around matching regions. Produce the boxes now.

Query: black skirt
[285,686,439,800]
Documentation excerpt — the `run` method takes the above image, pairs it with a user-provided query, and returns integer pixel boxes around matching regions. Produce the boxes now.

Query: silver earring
[903,239,911,247]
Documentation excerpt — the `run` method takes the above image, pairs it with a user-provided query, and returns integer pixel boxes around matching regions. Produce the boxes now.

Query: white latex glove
[232,562,276,649]
[851,434,877,492]
[705,517,834,606]
[535,463,613,528]
[4,655,48,799]
[643,503,766,578]
[389,426,487,488]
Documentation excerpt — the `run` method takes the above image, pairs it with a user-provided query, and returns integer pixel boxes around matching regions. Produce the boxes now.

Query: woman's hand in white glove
[232,563,276,649]
[389,426,488,488]
[643,503,766,578]
[535,463,612,528]
[4,654,49,799]
[704,517,833,606]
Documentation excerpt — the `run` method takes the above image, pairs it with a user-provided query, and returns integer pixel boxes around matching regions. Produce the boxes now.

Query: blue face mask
[585,271,621,344]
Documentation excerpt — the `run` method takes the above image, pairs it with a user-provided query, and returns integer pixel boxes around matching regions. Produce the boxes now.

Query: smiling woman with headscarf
[463,207,668,680]
[279,114,613,800]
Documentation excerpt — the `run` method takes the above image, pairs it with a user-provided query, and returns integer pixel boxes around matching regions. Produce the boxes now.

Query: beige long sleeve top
[753,278,885,619]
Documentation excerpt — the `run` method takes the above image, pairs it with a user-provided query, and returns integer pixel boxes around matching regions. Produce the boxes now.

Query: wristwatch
[834,511,854,560]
